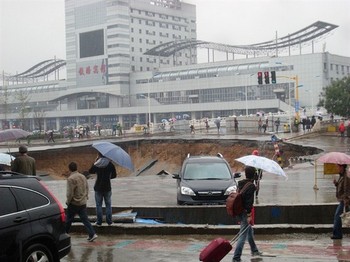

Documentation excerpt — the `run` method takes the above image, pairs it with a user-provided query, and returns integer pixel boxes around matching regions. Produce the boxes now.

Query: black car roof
[185,155,228,163]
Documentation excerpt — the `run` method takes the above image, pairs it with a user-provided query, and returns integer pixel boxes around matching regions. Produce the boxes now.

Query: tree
[15,90,31,129]
[33,110,46,133]
[319,76,350,118]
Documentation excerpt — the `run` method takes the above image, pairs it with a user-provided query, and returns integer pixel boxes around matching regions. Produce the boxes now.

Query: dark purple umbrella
[0,129,32,142]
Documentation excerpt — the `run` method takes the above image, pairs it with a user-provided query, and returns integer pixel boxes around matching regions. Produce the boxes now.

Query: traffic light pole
[277,75,300,120]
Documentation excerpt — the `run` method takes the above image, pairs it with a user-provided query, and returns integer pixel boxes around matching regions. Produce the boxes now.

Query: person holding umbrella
[89,152,117,226]
[331,164,350,239]
[232,166,263,262]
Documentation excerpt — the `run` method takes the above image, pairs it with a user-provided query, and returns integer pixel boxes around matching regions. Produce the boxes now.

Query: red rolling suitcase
[199,225,249,262]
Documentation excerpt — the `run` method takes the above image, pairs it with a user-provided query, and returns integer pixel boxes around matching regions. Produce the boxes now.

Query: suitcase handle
[230,225,250,245]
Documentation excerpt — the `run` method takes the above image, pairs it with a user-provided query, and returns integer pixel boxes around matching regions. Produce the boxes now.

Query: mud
[27,139,322,179]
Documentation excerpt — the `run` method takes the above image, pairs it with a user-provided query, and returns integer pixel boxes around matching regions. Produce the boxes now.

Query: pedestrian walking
[89,152,117,226]
[11,145,36,176]
[311,115,316,128]
[258,118,262,132]
[301,117,307,133]
[331,164,350,239]
[264,117,269,132]
[306,117,311,132]
[205,118,209,132]
[339,121,346,137]
[117,123,123,136]
[190,124,195,134]
[234,117,239,133]
[215,117,221,133]
[232,166,263,261]
[275,118,280,133]
[47,130,55,143]
[65,162,97,242]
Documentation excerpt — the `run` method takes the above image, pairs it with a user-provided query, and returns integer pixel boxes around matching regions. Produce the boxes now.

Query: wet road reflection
[62,233,349,262]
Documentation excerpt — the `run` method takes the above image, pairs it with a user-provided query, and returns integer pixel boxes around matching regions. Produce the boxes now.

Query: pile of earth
[28,138,322,179]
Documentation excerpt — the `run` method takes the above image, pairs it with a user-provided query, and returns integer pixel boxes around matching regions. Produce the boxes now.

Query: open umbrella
[317,152,350,165]
[92,141,134,171]
[0,129,32,142]
[0,153,15,166]
[235,155,287,178]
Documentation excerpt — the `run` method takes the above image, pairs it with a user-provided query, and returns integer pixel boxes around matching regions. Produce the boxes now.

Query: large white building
[1,0,350,131]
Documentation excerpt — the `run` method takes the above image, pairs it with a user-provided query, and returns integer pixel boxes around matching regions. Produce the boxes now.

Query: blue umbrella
[92,141,134,171]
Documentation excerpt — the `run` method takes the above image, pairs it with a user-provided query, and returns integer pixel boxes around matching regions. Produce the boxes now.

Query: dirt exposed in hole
[26,139,321,179]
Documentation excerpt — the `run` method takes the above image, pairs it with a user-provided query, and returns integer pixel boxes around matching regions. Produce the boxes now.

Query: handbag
[340,206,350,227]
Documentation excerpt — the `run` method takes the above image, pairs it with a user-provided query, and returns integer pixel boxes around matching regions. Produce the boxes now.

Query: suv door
[0,187,31,261]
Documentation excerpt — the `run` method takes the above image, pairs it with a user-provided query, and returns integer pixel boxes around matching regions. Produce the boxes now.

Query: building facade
[1,0,350,131]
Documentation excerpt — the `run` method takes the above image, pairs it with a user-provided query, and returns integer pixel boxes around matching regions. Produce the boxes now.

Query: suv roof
[183,153,229,164]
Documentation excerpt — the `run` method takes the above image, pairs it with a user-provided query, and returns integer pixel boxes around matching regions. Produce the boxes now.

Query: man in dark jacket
[89,152,117,226]
[232,166,262,262]
[11,145,36,176]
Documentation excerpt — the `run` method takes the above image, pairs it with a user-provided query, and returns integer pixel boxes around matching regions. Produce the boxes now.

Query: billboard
[76,58,108,87]
[79,29,104,58]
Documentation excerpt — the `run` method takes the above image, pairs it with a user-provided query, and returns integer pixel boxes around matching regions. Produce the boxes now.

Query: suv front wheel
[23,243,54,262]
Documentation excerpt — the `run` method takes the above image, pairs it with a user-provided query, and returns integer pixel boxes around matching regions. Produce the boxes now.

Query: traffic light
[271,71,276,83]
[264,72,270,84]
[257,72,263,85]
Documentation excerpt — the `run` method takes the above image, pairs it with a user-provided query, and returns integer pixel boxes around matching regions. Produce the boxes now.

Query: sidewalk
[62,232,350,262]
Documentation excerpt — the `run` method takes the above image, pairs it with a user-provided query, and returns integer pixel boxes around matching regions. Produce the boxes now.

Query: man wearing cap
[11,145,36,176]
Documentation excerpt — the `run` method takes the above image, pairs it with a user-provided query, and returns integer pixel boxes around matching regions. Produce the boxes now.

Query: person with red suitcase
[232,166,262,262]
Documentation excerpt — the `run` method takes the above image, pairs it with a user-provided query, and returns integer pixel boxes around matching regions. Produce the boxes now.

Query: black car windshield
[183,162,231,180]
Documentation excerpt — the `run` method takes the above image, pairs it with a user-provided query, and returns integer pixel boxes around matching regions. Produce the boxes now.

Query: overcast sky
[1,0,349,75]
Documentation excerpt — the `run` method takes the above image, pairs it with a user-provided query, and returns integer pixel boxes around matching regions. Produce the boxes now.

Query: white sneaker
[87,234,98,242]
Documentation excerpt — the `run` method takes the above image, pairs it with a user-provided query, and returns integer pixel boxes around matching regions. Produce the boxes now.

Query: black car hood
[182,179,235,191]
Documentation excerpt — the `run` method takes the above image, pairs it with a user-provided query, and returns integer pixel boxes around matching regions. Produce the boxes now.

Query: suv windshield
[184,162,231,180]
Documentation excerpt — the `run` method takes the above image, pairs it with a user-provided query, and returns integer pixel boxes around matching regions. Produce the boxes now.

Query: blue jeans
[95,190,112,225]
[333,201,344,238]
[233,212,259,260]
[65,204,95,238]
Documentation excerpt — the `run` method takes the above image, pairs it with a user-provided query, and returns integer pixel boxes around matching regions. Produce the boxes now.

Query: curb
[70,223,340,235]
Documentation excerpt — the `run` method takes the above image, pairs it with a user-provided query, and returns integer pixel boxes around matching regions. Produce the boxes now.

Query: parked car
[173,154,239,205]
[0,171,71,262]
